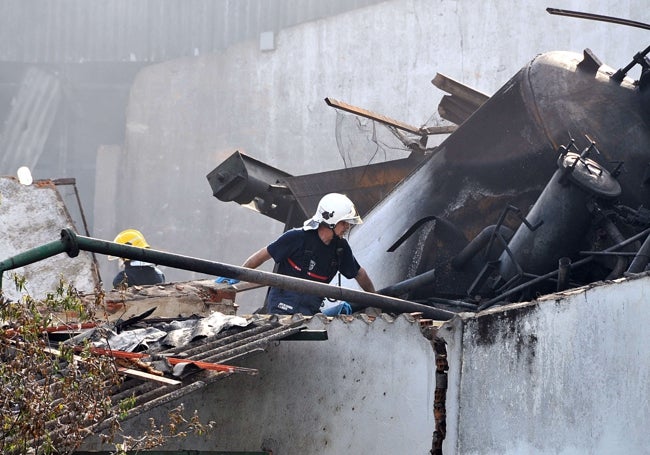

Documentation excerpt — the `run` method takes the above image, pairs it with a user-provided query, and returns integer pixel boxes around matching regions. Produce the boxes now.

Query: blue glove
[322,301,352,316]
[215,276,240,285]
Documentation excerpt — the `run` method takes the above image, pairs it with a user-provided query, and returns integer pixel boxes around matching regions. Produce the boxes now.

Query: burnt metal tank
[208,44,650,312]
[494,148,622,293]
[345,48,650,304]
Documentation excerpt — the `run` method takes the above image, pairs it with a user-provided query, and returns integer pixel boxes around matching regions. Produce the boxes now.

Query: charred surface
[208,47,650,315]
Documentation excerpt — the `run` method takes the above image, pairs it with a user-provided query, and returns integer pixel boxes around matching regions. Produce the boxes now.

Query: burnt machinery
[206,149,426,229]
[208,10,650,313]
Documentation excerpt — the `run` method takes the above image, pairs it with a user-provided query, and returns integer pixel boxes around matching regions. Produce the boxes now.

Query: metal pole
[378,268,437,297]
[477,227,650,311]
[66,230,454,320]
[0,240,68,290]
[0,229,452,320]
[627,231,650,273]
[556,257,571,292]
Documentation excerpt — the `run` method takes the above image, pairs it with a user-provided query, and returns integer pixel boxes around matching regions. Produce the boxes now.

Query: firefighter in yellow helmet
[110,229,165,288]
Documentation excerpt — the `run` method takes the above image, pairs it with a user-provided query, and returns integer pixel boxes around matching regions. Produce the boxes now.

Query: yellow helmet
[108,229,150,260]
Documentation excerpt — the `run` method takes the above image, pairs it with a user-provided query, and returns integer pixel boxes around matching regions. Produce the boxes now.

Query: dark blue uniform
[112,261,165,288]
[266,228,360,315]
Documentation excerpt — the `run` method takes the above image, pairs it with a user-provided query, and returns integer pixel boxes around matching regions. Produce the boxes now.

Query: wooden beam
[44,346,181,386]
[117,367,181,385]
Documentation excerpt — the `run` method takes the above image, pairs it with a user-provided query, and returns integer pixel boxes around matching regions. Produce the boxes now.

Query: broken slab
[79,280,237,323]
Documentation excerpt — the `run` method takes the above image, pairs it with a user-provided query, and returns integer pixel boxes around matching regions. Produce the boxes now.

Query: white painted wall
[441,274,650,454]
[88,273,650,454]
[97,314,438,454]
[93,0,648,308]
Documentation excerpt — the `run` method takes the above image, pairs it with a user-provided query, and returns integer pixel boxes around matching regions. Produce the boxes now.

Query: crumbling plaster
[441,274,650,454]
[94,314,439,454]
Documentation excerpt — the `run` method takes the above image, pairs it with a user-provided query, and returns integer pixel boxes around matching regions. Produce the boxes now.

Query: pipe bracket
[61,229,80,258]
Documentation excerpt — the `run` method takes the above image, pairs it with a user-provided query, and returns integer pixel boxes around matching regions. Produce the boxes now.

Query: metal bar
[0,229,455,321]
[282,330,328,341]
[324,97,423,135]
[546,8,650,31]
[611,45,650,82]
[71,230,454,320]
[557,257,571,292]
[431,73,489,108]
[0,239,68,289]
[579,251,638,256]
[627,231,650,273]
[378,268,437,297]
[478,227,650,311]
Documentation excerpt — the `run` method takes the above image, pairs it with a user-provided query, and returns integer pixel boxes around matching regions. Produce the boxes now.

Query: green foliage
[112,404,215,453]
[0,275,214,455]
[0,276,118,454]
[117,395,137,421]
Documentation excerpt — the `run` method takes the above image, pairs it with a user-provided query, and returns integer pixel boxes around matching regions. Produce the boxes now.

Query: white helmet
[303,193,362,230]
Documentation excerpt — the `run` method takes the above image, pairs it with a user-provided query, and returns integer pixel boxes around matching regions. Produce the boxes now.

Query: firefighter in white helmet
[241,193,375,315]
[109,229,165,289]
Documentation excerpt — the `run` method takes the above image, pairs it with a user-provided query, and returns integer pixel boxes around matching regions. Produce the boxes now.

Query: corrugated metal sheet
[0,66,61,170]
[0,0,388,63]
[43,314,311,444]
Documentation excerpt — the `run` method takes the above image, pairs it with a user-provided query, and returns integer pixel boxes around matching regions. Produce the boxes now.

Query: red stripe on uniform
[287,257,328,281]
[307,271,329,281]
[287,257,302,271]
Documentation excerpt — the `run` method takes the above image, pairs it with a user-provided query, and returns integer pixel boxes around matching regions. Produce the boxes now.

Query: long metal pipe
[556,257,571,292]
[603,217,629,280]
[451,225,513,270]
[626,231,650,273]
[378,268,437,297]
[0,239,68,276]
[0,229,455,321]
[477,226,650,311]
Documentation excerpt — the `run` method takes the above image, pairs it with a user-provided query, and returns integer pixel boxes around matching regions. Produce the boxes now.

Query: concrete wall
[93,0,648,309]
[0,177,99,301]
[99,314,438,454]
[440,274,650,454]
[91,273,650,454]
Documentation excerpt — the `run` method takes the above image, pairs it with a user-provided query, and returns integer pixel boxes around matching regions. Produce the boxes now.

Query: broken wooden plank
[117,367,181,385]
[88,347,258,375]
[44,346,181,386]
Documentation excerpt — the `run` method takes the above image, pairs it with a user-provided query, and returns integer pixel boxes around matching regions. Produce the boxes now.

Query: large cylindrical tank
[496,151,621,285]
[346,50,650,296]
